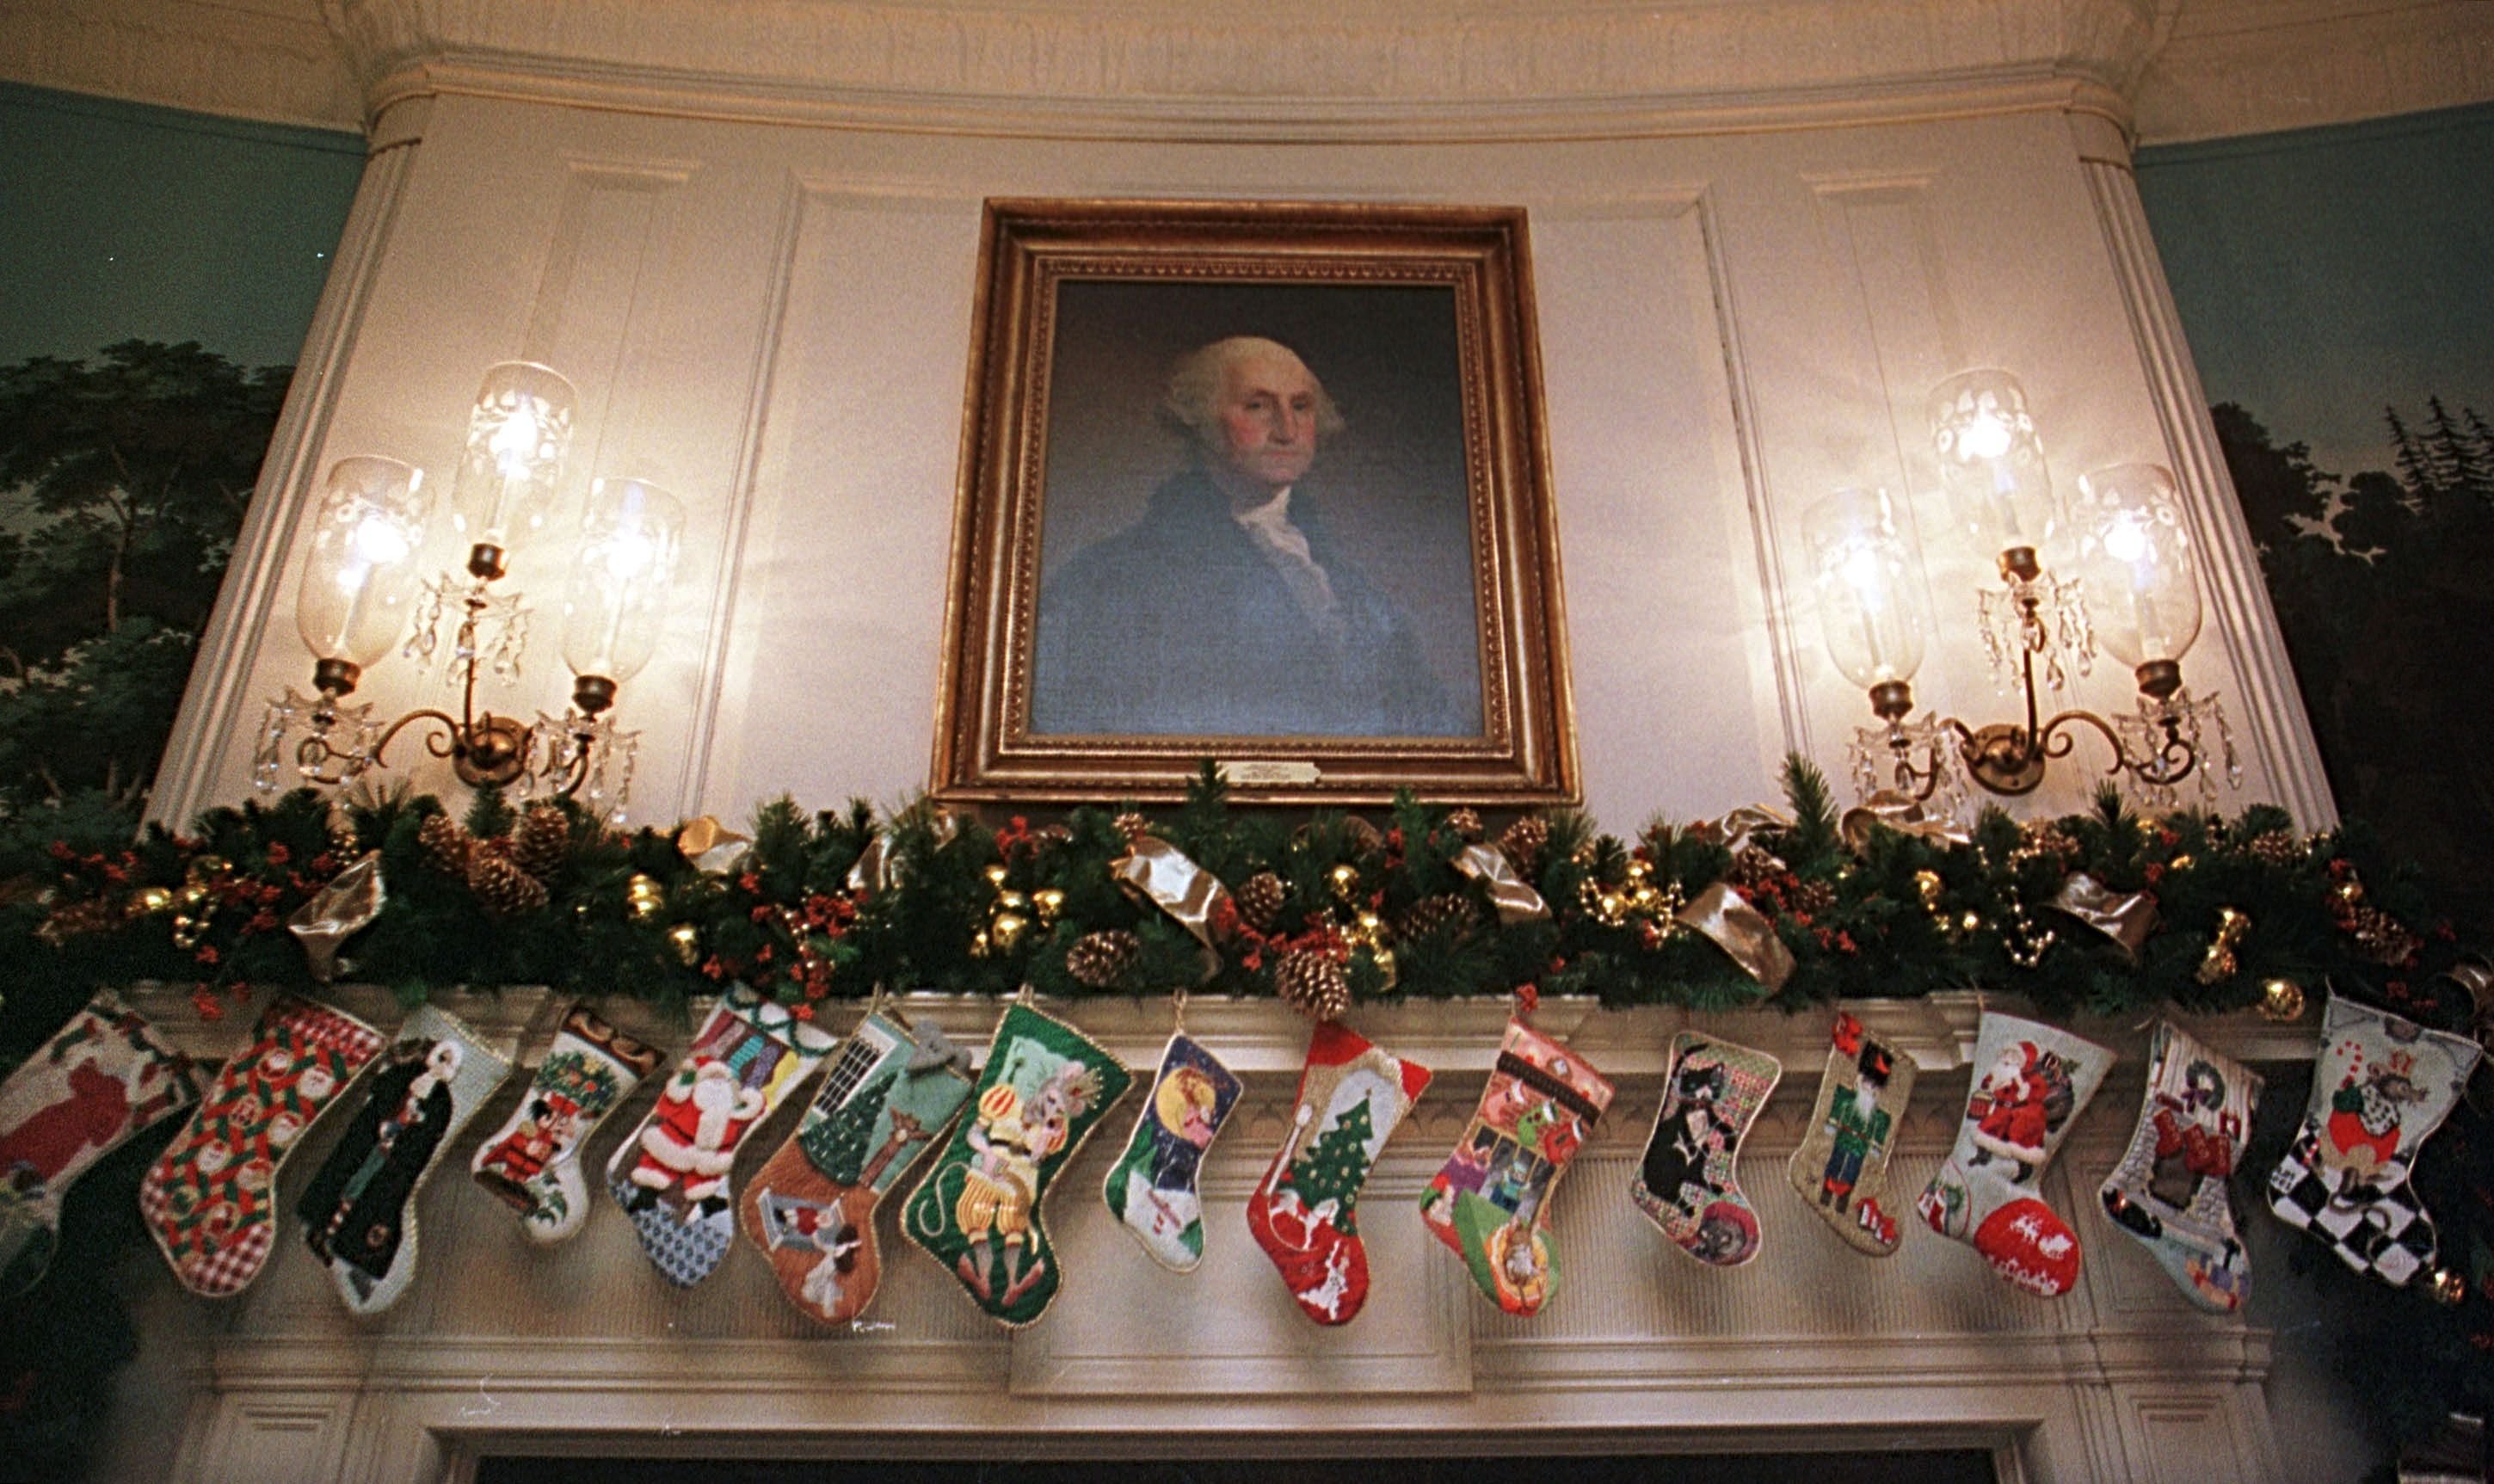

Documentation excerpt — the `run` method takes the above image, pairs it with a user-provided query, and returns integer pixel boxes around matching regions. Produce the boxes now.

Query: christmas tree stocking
[607,988,838,1288]
[2099,1020,2262,1312]
[297,1003,511,1315]
[901,1001,1131,1327]
[2267,992,2481,1289]
[1103,1031,1244,1272]
[0,991,199,1298]
[1917,1011,2111,1297]
[472,1004,665,1244]
[1785,1012,1916,1256]
[1244,1021,1433,1327]
[1419,1017,1612,1317]
[741,1009,976,1326]
[1632,1033,1781,1267]
[139,995,385,1298]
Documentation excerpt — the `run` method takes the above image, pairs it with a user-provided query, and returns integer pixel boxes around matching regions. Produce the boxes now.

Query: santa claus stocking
[900,1001,1131,1327]
[139,995,385,1298]
[607,989,838,1288]
[297,1003,511,1315]
[1917,1012,2110,1297]
[471,1005,665,1244]
[1103,1031,1243,1272]
[2268,992,2480,1289]
[1419,1017,1610,1316]
[1785,1012,1916,1256]
[1244,1021,1433,1327]
[0,992,199,1298]
[1632,1033,1780,1267]
[741,1009,975,1326]
[2099,1021,2261,1312]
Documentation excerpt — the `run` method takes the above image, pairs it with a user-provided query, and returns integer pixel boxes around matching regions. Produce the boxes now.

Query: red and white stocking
[1244,1021,1432,1327]
[1917,1012,2111,1297]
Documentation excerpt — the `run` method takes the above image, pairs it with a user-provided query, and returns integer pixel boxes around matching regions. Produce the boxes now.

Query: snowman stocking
[1632,1033,1781,1267]
[742,1009,976,1325]
[2268,992,2481,1289]
[1785,1012,1916,1256]
[2099,1021,2261,1311]
[0,992,199,1297]
[900,1001,1131,1327]
[297,1003,511,1315]
[607,989,838,1288]
[139,995,385,1297]
[1419,1017,1612,1316]
[1917,1012,2111,1297]
[1244,1021,1433,1327]
[472,1005,665,1243]
[1103,1031,1244,1272]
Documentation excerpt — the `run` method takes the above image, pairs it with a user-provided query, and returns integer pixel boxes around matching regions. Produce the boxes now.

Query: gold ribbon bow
[287,851,385,982]
[1454,843,1551,925]
[1112,836,1229,979]
[675,816,752,875]
[1839,791,1974,855]
[1674,880,1794,996]
[2048,872,2160,958]
[1691,804,1794,859]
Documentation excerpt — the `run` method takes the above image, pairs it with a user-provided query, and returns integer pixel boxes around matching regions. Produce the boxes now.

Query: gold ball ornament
[625,873,666,923]
[169,913,205,951]
[1031,888,1064,925]
[2431,1268,2467,1306]
[2257,978,2307,1022]
[131,886,175,915]
[996,890,1030,915]
[1913,869,1944,908]
[667,922,701,966]
[988,912,1031,955]
[2167,853,2195,873]
[2195,906,2251,986]
[985,864,1010,890]
[1328,863,1360,902]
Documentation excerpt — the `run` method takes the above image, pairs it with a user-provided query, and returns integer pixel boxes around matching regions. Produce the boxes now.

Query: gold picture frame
[933,199,1576,805]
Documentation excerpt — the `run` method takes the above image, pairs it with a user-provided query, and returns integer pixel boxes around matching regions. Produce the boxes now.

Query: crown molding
[0,0,360,133]
[2134,0,2494,145]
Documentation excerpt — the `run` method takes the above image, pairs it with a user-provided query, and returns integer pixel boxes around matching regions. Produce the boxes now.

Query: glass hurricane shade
[448,361,576,551]
[1928,368,2055,558]
[1805,487,1929,691]
[294,456,431,668]
[558,477,685,685]
[2071,463,2202,669]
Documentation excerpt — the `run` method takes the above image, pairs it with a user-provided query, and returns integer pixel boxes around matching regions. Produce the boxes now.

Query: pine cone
[2017,822,2084,866]
[1066,929,1142,990]
[1234,871,1287,933]
[1396,891,1479,943]
[2245,829,2306,868]
[1444,808,1484,842]
[1790,879,1838,917]
[1499,815,1550,875]
[1274,949,1352,1023]
[468,842,550,918]
[2347,905,2422,966]
[510,805,570,883]
[419,813,473,877]
[1726,846,1784,891]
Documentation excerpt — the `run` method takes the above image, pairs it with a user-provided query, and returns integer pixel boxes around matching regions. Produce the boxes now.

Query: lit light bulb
[296,457,432,673]
[350,511,414,568]
[1960,411,2013,461]
[488,403,541,480]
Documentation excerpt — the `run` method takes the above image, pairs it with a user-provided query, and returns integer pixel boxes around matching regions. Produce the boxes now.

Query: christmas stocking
[1103,1031,1244,1272]
[139,995,385,1298]
[2267,991,2481,1289]
[1244,1021,1433,1326]
[741,1009,976,1326]
[1785,1011,1916,1256]
[297,1003,511,1315]
[607,988,838,1288]
[900,1001,1131,1327]
[1917,1011,2111,1297]
[2100,1020,2261,1312]
[0,992,199,1298]
[1632,1033,1781,1266]
[472,1004,665,1244]
[1419,1017,1612,1317]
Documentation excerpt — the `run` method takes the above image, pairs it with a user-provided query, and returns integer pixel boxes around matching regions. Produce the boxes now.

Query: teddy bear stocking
[139,995,385,1298]
[1244,1020,1433,1326]
[1632,1032,1782,1267]
[1102,1030,1244,1272]
[901,1000,1131,1327]
[1419,1016,1612,1316]
[741,1008,976,1325]
[1786,1012,1917,1256]
[2099,1020,2262,1311]
[472,1004,665,1244]
[607,988,838,1288]
[2268,991,2481,1289]
[0,992,199,1298]
[297,1003,511,1315]
[1917,1011,2111,1297]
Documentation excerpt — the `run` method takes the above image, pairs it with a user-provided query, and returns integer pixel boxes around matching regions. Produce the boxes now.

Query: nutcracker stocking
[741,1009,976,1326]
[1419,1017,1612,1316]
[1785,1012,1916,1256]
[1245,1021,1433,1326]
[2268,992,2481,1288]
[0,992,198,1298]
[471,1005,665,1243]
[1917,1012,2111,1297]
[297,1003,511,1315]
[139,995,385,1297]
[1632,1033,1781,1267]
[607,988,839,1288]
[900,1001,1131,1327]
[1102,1031,1243,1272]
[2099,1021,2262,1312]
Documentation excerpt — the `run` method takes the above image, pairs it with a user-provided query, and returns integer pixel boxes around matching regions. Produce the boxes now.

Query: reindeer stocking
[1917,1012,2111,1297]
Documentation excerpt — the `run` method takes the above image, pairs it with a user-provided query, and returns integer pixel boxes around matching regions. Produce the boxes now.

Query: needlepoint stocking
[1786,1012,1916,1256]
[1103,1031,1244,1272]
[1918,1011,2111,1297]
[2099,1020,2261,1311]
[1632,1033,1781,1267]
[472,1004,665,1243]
